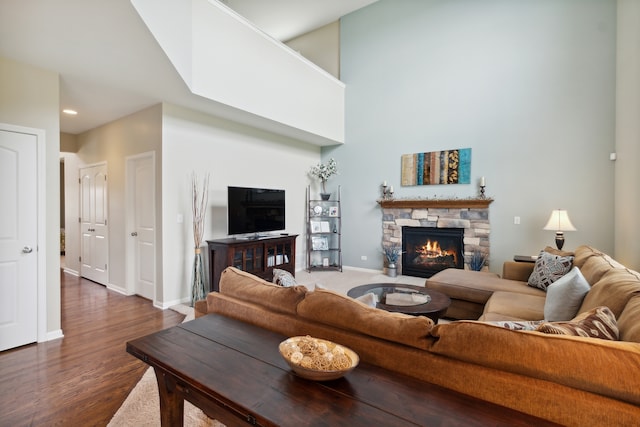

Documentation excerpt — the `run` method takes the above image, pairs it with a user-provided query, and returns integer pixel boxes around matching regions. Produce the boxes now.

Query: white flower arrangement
[309,158,338,193]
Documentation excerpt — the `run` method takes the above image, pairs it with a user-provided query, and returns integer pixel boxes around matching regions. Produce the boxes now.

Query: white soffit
[131,0,345,145]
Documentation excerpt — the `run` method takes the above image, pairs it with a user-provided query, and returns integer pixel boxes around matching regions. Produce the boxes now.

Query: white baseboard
[42,329,64,342]
[295,265,383,274]
[107,284,133,296]
[155,297,191,310]
[342,265,383,274]
[63,267,79,276]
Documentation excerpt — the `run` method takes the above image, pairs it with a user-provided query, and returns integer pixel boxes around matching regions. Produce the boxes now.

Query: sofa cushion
[542,246,575,257]
[617,295,640,343]
[426,269,542,305]
[574,246,626,285]
[297,289,433,350]
[536,306,619,341]
[528,250,574,291]
[477,312,535,322]
[218,267,307,315]
[429,320,640,406]
[482,291,546,321]
[544,266,590,321]
[578,267,640,318]
[572,245,601,270]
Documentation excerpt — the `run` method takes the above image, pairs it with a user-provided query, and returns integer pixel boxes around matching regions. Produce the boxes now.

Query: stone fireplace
[380,199,493,277]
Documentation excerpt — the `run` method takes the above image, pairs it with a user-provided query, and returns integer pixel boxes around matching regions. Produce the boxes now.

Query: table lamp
[543,209,576,250]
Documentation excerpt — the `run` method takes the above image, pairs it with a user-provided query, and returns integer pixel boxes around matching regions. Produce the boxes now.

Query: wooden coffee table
[126,314,558,427]
[347,283,451,322]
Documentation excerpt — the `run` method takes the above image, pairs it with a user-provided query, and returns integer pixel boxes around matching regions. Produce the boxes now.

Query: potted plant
[309,158,338,200]
[383,245,401,277]
[469,249,488,271]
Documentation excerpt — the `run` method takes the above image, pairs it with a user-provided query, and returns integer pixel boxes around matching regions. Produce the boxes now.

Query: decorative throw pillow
[542,246,575,257]
[536,306,619,340]
[272,269,297,287]
[528,250,574,291]
[485,320,544,331]
[544,266,591,321]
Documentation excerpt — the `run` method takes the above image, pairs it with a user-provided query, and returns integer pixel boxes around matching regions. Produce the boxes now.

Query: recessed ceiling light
[62,109,78,115]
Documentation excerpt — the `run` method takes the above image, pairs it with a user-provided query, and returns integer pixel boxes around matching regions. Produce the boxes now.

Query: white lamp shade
[543,209,577,232]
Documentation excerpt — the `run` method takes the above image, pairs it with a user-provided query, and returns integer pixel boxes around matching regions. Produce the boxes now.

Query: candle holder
[479,185,486,199]
[382,184,394,200]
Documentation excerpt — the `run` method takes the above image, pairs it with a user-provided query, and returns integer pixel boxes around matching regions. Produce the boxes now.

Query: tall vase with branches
[309,158,338,200]
[191,172,209,307]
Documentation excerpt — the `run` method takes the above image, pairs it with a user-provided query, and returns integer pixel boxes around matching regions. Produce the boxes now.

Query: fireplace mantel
[378,198,494,209]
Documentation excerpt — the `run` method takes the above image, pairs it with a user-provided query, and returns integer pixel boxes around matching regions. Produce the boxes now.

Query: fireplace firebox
[402,227,464,278]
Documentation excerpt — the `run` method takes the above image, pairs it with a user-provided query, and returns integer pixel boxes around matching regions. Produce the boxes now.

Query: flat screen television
[227,186,285,236]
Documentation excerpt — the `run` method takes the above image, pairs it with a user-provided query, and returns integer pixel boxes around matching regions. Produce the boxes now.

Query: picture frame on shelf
[310,221,322,233]
[320,221,331,232]
[329,206,339,217]
[312,236,329,251]
[322,257,329,267]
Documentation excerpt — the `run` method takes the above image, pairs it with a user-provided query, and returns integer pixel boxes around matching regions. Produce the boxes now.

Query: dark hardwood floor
[0,271,185,426]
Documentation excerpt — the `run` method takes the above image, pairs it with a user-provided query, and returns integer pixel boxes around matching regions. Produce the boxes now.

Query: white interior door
[0,129,38,351]
[79,164,109,285]
[129,155,156,300]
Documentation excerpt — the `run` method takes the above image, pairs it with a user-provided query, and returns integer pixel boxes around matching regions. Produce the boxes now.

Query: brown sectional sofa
[195,245,640,426]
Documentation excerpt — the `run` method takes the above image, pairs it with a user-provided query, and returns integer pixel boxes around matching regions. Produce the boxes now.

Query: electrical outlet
[514,216,521,225]
[361,255,367,261]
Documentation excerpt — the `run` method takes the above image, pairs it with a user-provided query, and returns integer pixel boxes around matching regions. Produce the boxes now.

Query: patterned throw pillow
[272,269,297,287]
[487,320,544,331]
[528,250,574,291]
[536,306,619,340]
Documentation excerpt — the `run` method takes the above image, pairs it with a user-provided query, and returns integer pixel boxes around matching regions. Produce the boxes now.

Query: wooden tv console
[206,234,297,292]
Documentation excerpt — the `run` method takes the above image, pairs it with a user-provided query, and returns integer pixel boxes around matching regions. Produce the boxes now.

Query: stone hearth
[379,199,493,275]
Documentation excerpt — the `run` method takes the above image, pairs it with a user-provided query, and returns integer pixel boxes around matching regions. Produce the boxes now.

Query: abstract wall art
[401,148,471,186]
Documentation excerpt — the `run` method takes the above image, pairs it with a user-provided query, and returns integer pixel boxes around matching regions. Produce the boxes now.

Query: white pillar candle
[480,176,486,187]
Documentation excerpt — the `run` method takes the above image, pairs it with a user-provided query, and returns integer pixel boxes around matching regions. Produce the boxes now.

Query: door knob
[22,246,33,254]
[131,232,138,237]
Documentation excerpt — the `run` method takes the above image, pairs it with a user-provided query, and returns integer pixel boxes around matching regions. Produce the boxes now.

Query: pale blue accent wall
[331,0,616,272]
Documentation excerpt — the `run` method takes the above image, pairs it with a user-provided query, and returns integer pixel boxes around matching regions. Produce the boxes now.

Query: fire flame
[416,240,455,258]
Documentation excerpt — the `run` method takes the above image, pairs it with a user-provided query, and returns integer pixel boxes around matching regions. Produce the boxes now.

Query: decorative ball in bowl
[278,336,359,381]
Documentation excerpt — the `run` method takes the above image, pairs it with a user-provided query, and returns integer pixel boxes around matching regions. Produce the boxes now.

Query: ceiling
[0,0,378,136]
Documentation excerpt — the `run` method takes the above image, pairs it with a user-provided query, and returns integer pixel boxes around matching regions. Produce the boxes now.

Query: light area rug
[108,304,224,427]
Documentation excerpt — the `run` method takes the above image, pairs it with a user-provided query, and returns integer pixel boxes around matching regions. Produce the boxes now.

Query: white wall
[286,21,341,79]
[60,132,80,276]
[60,152,80,275]
[337,0,617,272]
[0,57,61,336]
[75,105,163,296]
[131,0,345,146]
[161,103,320,306]
[615,0,640,271]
